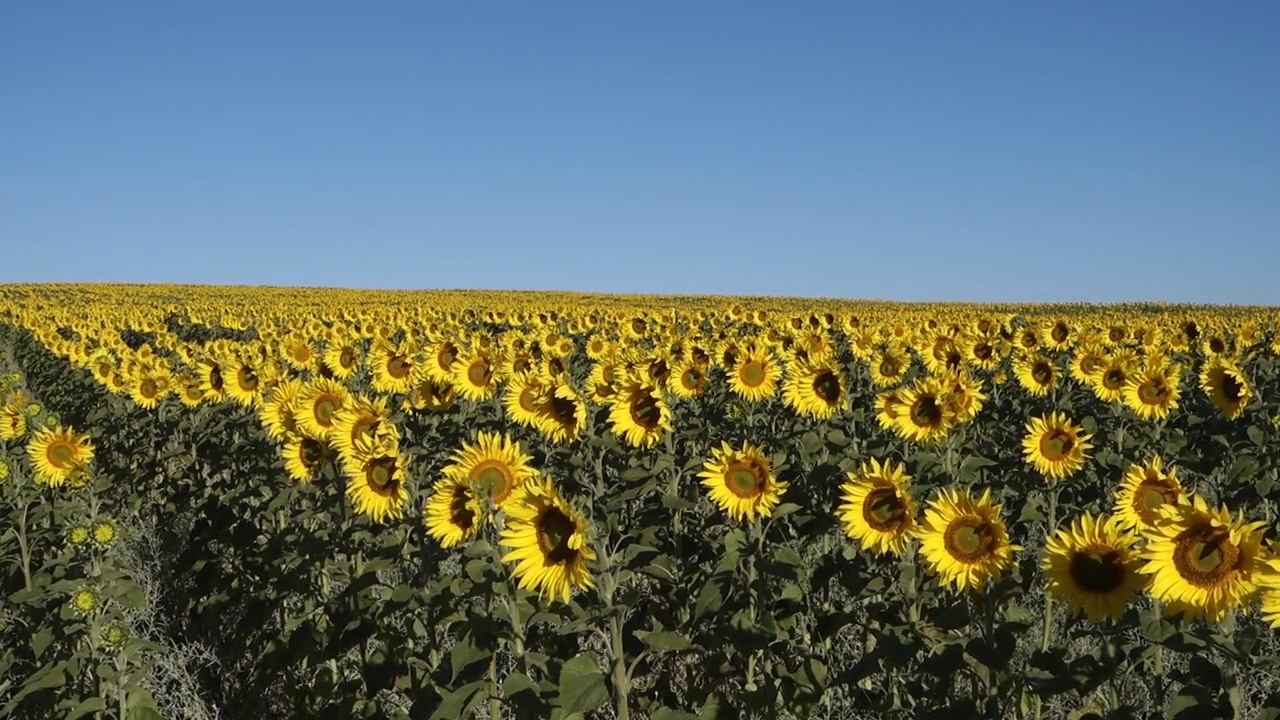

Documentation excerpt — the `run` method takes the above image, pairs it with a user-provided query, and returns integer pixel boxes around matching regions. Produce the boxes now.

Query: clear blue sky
[3,2,1278,304]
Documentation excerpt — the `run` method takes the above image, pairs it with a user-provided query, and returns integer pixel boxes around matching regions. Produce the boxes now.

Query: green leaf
[502,671,539,699]
[67,697,108,720]
[450,620,495,682]
[637,631,693,652]
[30,630,53,660]
[770,503,802,519]
[557,652,608,715]
[653,707,700,720]
[429,680,488,720]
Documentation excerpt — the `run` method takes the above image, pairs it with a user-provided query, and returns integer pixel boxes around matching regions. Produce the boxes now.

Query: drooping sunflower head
[1138,496,1267,625]
[699,441,787,522]
[1113,456,1183,531]
[837,458,917,556]
[916,487,1019,592]
[1021,412,1093,481]
[1199,359,1252,420]
[499,476,597,604]
[1042,512,1145,623]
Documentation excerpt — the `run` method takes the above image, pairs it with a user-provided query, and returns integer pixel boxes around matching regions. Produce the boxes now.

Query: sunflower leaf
[636,630,693,652]
[557,652,608,714]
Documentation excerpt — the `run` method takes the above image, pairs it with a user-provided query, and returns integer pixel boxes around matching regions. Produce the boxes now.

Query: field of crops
[4,284,1280,720]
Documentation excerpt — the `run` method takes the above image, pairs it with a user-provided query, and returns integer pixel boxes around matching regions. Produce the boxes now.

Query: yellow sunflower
[1199,358,1251,420]
[330,395,399,463]
[874,389,907,431]
[940,370,986,424]
[503,372,550,428]
[441,431,538,509]
[1069,343,1107,386]
[608,382,673,448]
[667,358,709,399]
[1122,361,1182,421]
[893,376,956,444]
[1257,550,1280,629]
[916,487,1019,592]
[1138,496,1267,624]
[837,458,917,556]
[322,340,363,380]
[282,434,330,483]
[343,446,411,523]
[1089,355,1132,404]
[452,349,500,402]
[534,381,588,445]
[500,476,596,604]
[868,345,910,387]
[224,357,264,408]
[1013,352,1060,397]
[1042,513,1145,622]
[424,473,483,548]
[1022,412,1092,480]
[259,379,304,441]
[27,425,94,487]
[0,404,27,441]
[1112,456,1184,532]
[727,346,782,402]
[296,377,352,440]
[782,359,845,419]
[368,342,417,396]
[196,357,228,403]
[698,441,787,522]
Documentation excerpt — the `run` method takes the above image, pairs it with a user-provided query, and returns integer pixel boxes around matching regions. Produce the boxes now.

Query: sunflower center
[1081,355,1102,374]
[1221,372,1244,402]
[209,366,224,391]
[471,462,515,503]
[1038,430,1075,461]
[1135,481,1179,522]
[387,356,411,379]
[1172,525,1240,587]
[681,368,703,390]
[1138,379,1168,404]
[340,348,356,368]
[1032,362,1053,384]
[739,361,767,388]
[367,457,399,494]
[1051,323,1069,343]
[628,392,662,429]
[300,437,324,467]
[537,508,578,564]
[1109,328,1126,343]
[944,516,997,563]
[1068,547,1126,594]
[467,360,492,387]
[600,365,618,385]
[518,387,541,413]
[879,358,900,377]
[861,488,907,532]
[237,367,258,391]
[724,460,766,499]
[353,416,379,442]
[1103,368,1126,390]
[974,343,993,361]
[139,379,159,399]
[291,345,310,362]
[315,396,337,425]
[47,440,77,469]
[908,395,943,428]
[450,487,476,530]
[1209,338,1226,354]
[812,371,841,402]
[548,394,579,425]
[437,345,457,370]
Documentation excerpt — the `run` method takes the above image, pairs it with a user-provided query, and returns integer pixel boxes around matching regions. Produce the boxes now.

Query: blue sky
[2,2,1277,304]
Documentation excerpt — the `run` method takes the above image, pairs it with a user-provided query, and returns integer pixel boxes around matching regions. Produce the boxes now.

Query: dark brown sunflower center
[1103,368,1126,390]
[1172,525,1240,587]
[1109,328,1126,342]
[437,345,457,370]
[537,508,578,564]
[1138,379,1169,404]
[862,487,907,532]
[1080,355,1102,374]
[1220,372,1245,402]
[1135,481,1179,522]
[367,457,399,493]
[548,394,579,425]
[812,371,841,402]
[209,366,224,391]
[631,319,646,335]
[1051,323,1070,343]
[628,391,662,429]
[739,361,767,388]
[466,360,492,386]
[314,397,338,425]
[1039,430,1075,461]
[724,460,766,499]
[1068,547,1126,594]
[1209,338,1226,354]
[300,437,324,467]
[450,486,476,530]
[471,462,514,503]
[387,356,411,379]
[974,343,993,361]
[943,516,996,563]
[1020,331,1038,348]
[879,358,900,376]
[681,368,703,390]
[909,395,943,428]
[518,387,542,412]
[340,348,356,368]
[1032,362,1053,385]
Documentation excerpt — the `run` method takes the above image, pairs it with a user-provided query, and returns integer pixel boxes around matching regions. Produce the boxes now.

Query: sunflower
[1022,412,1092,480]
[92,520,118,547]
[893,376,956,444]
[1123,361,1181,421]
[1014,352,1060,397]
[727,346,782,402]
[368,342,417,396]
[322,340,363,380]
[282,334,317,371]
[868,345,910,387]
[962,334,1003,372]
[174,373,207,408]
[0,403,27,441]
[916,487,1019,592]
[874,389,907,431]
[782,359,845,419]
[1040,320,1074,352]
[441,431,538,509]
[296,378,352,440]
[1113,456,1184,532]
[941,370,986,424]
[27,425,94,487]
[127,367,171,410]
[343,446,411,523]
[503,372,549,428]
[668,358,708,399]
[406,377,455,413]
[534,381,588,445]
[1138,496,1267,624]
[608,382,673,448]
[699,441,787,522]
[330,395,400,463]
[1042,513,1145,622]
[423,339,460,384]
[424,473,483,548]
[196,357,228,403]
[224,357,264,408]
[1257,550,1280,629]
[500,476,596,604]
[259,379,304,441]
[1069,343,1107,386]
[1089,356,1131,404]
[837,458,917,556]
[1199,358,1251,420]
[282,434,332,483]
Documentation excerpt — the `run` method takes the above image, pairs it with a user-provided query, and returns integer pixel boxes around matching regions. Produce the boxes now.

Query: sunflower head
[1042,513,1145,622]
[837,458,917,556]
[916,488,1019,592]
[500,476,597,604]
[698,441,787,522]
[1022,412,1093,481]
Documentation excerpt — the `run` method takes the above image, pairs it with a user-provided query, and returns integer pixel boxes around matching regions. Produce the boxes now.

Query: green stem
[1040,487,1058,654]
[15,500,32,592]
[609,612,631,720]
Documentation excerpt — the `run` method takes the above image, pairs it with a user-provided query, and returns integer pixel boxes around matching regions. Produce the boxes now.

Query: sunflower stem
[1040,487,1059,654]
[608,611,631,720]
[15,499,33,592]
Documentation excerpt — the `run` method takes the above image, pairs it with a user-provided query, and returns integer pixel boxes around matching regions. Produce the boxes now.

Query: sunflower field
[5,285,1280,720]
